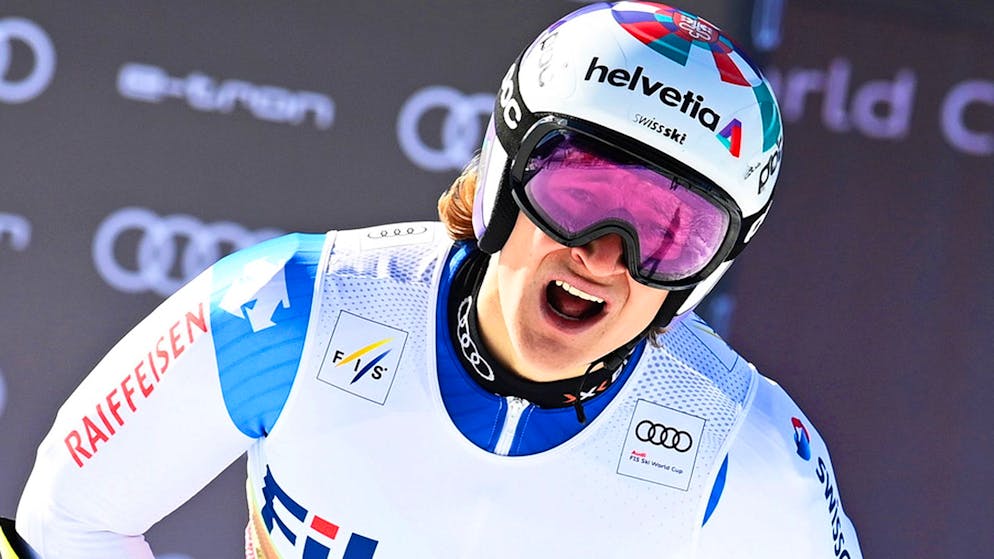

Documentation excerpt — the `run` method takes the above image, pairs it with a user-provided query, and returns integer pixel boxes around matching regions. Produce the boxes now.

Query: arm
[16,233,326,558]
[698,376,863,558]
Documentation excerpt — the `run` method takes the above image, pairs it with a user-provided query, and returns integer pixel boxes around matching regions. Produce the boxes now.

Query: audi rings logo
[0,17,56,104]
[635,420,694,453]
[0,212,31,252]
[93,207,283,296]
[397,86,493,171]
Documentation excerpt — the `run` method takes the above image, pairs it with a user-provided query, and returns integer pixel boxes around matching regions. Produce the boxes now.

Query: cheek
[498,217,562,287]
[624,282,669,325]
[494,252,536,329]
[500,214,548,269]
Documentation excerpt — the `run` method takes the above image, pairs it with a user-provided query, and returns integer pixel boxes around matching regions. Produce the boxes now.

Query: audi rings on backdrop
[635,420,694,452]
[0,17,56,104]
[397,86,493,171]
[0,213,32,252]
[93,207,283,296]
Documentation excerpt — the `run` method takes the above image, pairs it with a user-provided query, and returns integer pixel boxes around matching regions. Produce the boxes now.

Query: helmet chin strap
[569,273,694,424]
[571,325,651,424]
[653,289,692,330]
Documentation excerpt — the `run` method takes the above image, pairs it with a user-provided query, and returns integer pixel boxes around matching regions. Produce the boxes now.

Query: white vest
[245,223,756,559]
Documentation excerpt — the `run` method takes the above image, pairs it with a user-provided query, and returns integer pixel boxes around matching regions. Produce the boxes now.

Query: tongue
[547,283,600,320]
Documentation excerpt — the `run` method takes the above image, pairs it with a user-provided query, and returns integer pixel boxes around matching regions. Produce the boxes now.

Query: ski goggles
[508,118,741,289]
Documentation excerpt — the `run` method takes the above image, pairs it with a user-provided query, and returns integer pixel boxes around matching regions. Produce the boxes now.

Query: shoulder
[209,232,328,341]
[208,233,329,437]
[325,221,453,284]
[330,221,449,254]
[211,232,328,292]
[647,314,757,406]
[209,222,450,305]
[698,373,863,558]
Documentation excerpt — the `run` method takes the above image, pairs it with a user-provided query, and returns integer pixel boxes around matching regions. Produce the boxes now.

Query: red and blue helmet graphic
[612,2,758,87]
[610,2,781,152]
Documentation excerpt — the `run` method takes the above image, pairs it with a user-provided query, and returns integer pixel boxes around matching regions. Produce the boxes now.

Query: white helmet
[472,1,783,329]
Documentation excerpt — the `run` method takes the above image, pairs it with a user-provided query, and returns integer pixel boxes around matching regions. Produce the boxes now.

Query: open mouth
[545,280,605,321]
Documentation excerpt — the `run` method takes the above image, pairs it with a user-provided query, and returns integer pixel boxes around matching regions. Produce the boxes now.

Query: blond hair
[437,155,480,241]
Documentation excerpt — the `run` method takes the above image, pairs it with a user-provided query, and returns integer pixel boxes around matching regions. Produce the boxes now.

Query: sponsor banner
[763,8,994,157]
[117,62,335,129]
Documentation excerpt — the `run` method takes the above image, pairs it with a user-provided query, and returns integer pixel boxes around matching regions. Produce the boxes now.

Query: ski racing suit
[17,222,862,558]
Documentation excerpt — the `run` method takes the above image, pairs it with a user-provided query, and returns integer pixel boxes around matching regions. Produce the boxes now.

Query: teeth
[555,280,604,304]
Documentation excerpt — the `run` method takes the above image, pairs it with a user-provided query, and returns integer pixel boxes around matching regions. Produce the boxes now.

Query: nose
[571,233,627,278]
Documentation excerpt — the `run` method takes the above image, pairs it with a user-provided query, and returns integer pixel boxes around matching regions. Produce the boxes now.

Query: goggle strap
[478,164,519,254]
[493,50,538,165]
[728,195,774,260]
[653,289,692,330]
[480,49,540,256]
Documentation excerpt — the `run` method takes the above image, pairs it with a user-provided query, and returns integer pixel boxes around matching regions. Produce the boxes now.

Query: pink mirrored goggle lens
[522,138,730,283]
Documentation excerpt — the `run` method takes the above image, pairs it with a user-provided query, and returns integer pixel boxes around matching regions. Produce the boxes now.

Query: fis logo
[318,312,408,404]
[330,338,394,384]
[259,466,378,559]
[716,119,742,158]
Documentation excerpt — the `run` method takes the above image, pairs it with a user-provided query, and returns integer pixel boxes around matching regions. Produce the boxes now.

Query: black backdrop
[2,1,992,557]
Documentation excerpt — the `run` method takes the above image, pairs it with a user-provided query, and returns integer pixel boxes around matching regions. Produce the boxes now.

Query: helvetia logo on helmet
[584,57,722,131]
[716,119,742,157]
